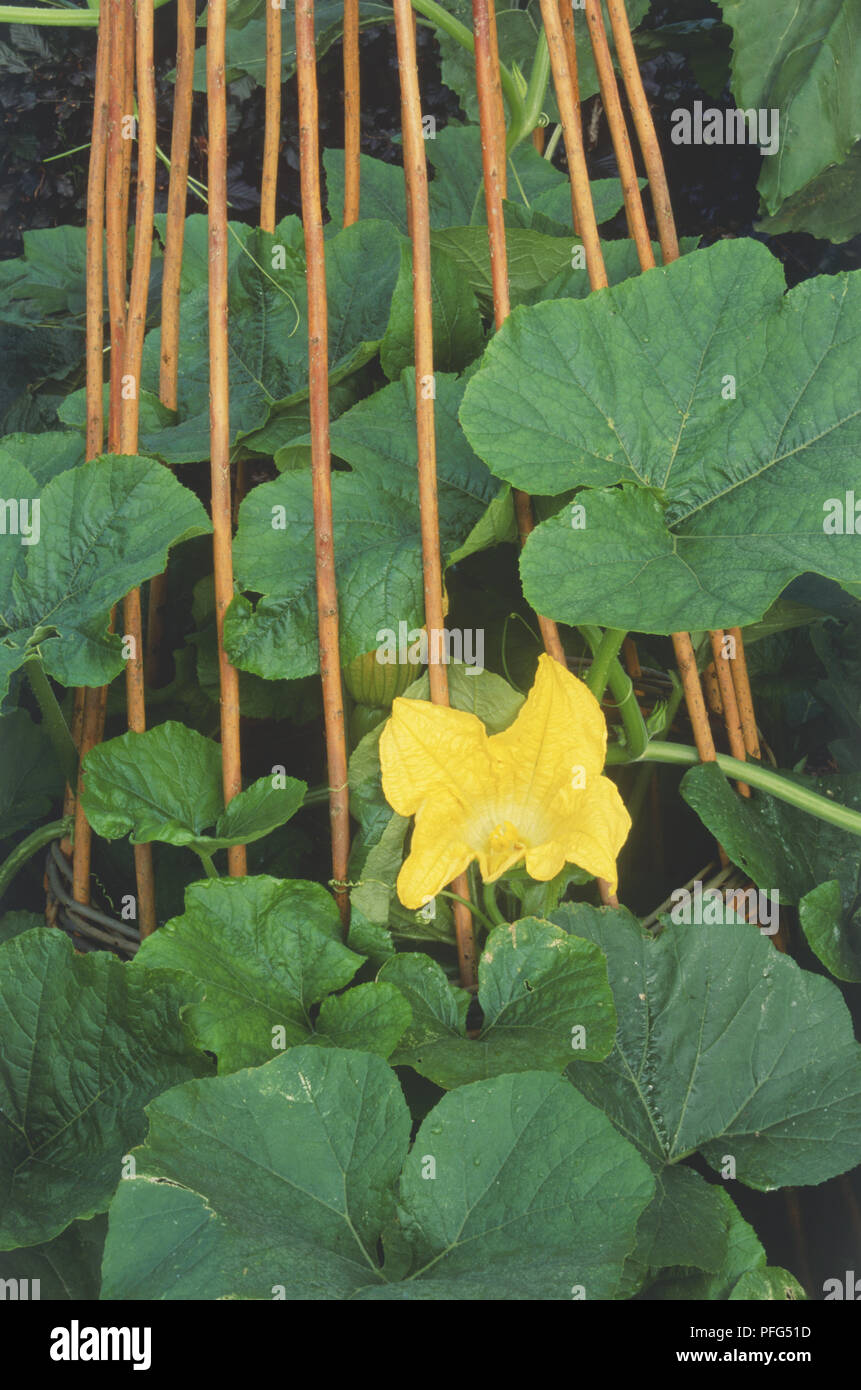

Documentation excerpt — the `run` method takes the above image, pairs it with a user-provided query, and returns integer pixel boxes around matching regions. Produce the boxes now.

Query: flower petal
[396,793,476,909]
[526,774,631,893]
[380,696,492,817]
[488,654,608,817]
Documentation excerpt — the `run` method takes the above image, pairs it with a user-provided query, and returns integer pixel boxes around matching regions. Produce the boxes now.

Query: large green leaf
[137,218,402,464]
[100,1052,653,1299]
[554,903,861,1191]
[0,430,85,487]
[0,455,211,699]
[380,919,616,1087]
[0,930,209,1249]
[460,238,861,633]
[224,372,500,680]
[324,149,408,235]
[135,875,408,1071]
[681,762,861,982]
[80,721,305,859]
[381,241,485,379]
[719,0,861,240]
[646,1186,805,1300]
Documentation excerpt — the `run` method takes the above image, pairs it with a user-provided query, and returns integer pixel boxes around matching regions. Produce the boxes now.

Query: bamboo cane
[208,0,247,878]
[583,0,652,269]
[538,0,606,289]
[262,0,282,229]
[296,0,351,926]
[117,0,159,935]
[73,1,127,908]
[709,630,750,796]
[393,0,476,986]
[145,0,196,686]
[342,0,360,225]
[604,0,679,263]
[727,626,761,761]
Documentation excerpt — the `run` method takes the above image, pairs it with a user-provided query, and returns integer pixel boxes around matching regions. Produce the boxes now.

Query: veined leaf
[555,903,861,1191]
[381,241,485,379]
[461,238,861,633]
[720,0,861,239]
[0,930,209,1249]
[0,708,64,839]
[224,372,500,681]
[135,875,408,1071]
[380,919,616,1088]
[681,762,861,982]
[0,455,211,699]
[100,1052,653,1299]
[80,721,306,859]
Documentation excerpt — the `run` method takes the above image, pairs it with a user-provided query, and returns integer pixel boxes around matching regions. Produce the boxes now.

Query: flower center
[484,819,527,881]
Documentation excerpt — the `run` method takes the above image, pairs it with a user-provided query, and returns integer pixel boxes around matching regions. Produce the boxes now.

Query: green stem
[481,880,507,927]
[24,658,78,785]
[197,851,219,880]
[638,742,861,838]
[437,888,497,935]
[510,31,550,151]
[0,819,71,902]
[0,0,172,22]
[579,627,648,760]
[584,627,627,702]
[543,122,563,161]
[409,0,525,134]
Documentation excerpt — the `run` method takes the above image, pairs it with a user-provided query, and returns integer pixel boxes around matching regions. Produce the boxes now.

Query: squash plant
[1,0,861,1303]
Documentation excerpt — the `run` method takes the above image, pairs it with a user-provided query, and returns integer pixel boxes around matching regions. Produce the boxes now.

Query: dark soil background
[1,0,860,1301]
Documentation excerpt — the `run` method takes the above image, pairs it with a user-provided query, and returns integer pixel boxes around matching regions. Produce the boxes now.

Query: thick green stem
[510,31,550,150]
[409,0,525,134]
[197,851,219,880]
[0,819,71,902]
[0,0,172,23]
[579,626,648,760]
[638,742,861,838]
[482,879,507,927]
[24,658,78,785]
[584,626,626,701]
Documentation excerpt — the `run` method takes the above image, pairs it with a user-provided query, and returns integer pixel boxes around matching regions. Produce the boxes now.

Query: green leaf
[0,1216,106,1299]
[312,982,412,1058]
[680,761,861,982]
[135,876,390,1071]
[460,238,861,633]
[554,902,861,1191]
[100,1054,653,1299]
[756,143,861,246]
[0,708,63,838]
[324,149,408,235]
[381,241,484,379]
[80,722,306,859]
[138,218,402,463]
[0,910,44,946]
[647,1186,804,1299]
[720,0,861,238]
[0,455,211,698]
[0,930,208,1249]
[224,372,500,680]
[633,1166,729,1275]
[380,918,616,1088]
[0,430,85,486]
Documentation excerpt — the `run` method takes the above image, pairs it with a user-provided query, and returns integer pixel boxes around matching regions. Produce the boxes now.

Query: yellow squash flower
[379,653,631,909]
